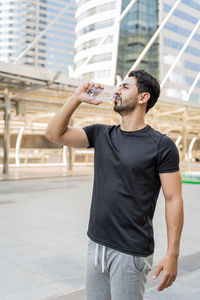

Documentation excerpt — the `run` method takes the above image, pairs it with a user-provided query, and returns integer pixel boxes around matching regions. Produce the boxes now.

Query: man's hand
[72,82,104,105]
[152,253,178,292]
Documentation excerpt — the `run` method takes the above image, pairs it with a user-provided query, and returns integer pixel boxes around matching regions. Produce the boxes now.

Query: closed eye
[119,83,130,89]
[119,84,128,89]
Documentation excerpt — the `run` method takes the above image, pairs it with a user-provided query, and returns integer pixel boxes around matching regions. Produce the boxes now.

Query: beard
[113,97,137,116]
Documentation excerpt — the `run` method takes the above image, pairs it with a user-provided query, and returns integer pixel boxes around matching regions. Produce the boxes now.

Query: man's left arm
[152,170,184,292]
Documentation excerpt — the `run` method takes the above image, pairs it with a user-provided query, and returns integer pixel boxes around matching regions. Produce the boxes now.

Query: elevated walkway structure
[0,61,115,174]
[0,61,200,182]
[1,0,199,182]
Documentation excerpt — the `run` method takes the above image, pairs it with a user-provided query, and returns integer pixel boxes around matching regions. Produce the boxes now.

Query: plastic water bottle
[88,87,103,98]
[88,87,114,103]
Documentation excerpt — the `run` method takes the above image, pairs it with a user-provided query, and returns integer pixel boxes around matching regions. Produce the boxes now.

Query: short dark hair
[128,70,160,113]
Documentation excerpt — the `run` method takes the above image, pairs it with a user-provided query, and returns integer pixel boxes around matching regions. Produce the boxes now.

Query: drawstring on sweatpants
[94,244,99,268]
[95,243,106,273]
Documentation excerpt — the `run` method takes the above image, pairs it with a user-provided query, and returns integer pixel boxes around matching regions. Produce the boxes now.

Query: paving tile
[0,177,199,300]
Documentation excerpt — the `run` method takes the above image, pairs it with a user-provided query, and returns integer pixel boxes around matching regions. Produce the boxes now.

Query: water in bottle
[88,87,114,103]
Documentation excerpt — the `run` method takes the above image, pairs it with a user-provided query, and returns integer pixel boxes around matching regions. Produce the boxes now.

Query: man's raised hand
[73,82,104,105]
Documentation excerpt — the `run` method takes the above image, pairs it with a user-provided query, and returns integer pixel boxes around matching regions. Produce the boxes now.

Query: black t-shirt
[83,124,180,256]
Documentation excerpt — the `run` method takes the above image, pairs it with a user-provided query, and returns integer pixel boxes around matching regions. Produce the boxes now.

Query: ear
[138,92,150,104]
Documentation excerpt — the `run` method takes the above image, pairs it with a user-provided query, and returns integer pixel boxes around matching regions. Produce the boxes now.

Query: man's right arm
[44,82,103,148]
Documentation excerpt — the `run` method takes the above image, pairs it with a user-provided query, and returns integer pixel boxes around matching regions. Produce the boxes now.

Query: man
[44,70,184,300]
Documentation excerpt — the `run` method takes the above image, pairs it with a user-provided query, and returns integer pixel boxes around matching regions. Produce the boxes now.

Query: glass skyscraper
[75,0,200,104]
[0,0,76,72]
[74,0,159,85]
[116,0,159,80]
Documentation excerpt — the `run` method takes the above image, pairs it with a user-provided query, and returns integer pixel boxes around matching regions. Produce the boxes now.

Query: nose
[114,87,121,95]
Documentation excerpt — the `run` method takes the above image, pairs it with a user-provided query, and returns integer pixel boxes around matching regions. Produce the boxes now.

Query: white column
[15,127,25,166]
[188,137,197,161]
[175,135,182,147]
[63,146,67,165]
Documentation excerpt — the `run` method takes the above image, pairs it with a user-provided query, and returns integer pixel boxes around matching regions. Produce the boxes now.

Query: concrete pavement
[0,174,199,300]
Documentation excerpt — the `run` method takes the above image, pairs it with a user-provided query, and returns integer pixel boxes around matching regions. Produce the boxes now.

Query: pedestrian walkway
[0,176,199,300]
[145,268,200,299]
[50,252,200,300]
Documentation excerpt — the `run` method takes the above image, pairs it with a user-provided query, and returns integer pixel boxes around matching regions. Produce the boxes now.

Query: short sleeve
[156,135,180,173]
[82,124,106,149]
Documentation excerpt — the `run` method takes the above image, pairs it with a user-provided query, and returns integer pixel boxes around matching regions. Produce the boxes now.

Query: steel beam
[0,72,47,85]
[161,19,200,88]
[184,72,200,102]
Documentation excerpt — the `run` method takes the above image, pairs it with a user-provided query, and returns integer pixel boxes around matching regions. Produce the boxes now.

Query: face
[113,76,140,115]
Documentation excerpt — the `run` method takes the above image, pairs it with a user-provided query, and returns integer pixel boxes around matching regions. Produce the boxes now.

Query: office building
[160,0,200,103]
[0,0,76,72]
[74,0,200,103]
[74,0,159,85]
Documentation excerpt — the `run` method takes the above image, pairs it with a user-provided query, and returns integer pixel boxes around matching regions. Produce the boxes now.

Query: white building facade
[74,0,121,85]
[74,0,159,85]
[0,0,76,72]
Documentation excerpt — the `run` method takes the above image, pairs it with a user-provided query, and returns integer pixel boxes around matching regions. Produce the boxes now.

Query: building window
[77,0,90,6]
[164,4,198,24]
[184,61,200,71]
[77,2,116,23]
[182,0,200,11]
[164,22,200,42]
[164,37,200,57]
[76,36,113,52]
[190,93,199,102]
[76,52,112,67]
[82,70,111,80]
[185,76,200,87]
[77,19,114,37]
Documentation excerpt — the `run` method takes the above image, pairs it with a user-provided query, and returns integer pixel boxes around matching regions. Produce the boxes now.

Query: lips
[114,95,121,103]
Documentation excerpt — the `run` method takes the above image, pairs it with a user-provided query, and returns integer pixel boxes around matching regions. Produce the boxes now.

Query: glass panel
[116,0,159,81]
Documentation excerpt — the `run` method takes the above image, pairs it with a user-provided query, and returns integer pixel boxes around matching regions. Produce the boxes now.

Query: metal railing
[1,148,200,183]
[0,148,94,167]
[180,162,200,184]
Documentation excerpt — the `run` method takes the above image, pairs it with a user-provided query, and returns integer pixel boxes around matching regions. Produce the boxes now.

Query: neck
[120,110,146,132]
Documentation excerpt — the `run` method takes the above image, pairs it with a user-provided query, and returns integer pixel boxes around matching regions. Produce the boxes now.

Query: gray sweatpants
[85,238,153,300]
